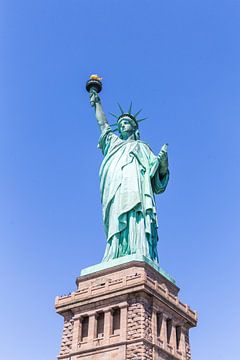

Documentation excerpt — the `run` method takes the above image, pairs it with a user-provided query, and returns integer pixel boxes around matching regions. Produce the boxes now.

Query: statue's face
[119,118,135,140]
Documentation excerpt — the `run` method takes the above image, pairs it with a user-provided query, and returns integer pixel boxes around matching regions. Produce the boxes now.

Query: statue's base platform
[55,259,197,360]
[80,254,176,284]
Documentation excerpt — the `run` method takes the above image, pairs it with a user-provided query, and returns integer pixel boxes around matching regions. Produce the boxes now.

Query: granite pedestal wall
[55,260,197,360]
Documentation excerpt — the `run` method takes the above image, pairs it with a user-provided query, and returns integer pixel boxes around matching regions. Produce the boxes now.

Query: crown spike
[134,109,142,118]
[109,112,119,119]
[117,102,124,114]
[137,118,147,123]
[128,101,132,114]
[110,122,118,127]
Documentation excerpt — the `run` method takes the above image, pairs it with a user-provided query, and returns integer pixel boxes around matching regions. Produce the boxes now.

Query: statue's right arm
[90,91,109,134]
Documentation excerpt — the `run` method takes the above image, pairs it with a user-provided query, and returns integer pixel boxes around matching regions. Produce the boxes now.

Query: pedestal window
[81,316,89,341]
[166,318,172,344]
[96,312,104,338]
[112,307,120,334]
[156,312,163,338]
[176,325,181,350]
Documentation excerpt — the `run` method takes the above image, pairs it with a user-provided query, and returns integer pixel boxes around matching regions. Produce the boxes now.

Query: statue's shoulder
[98,128,122,153]
[138,140,153,153]
[100,126,119,142]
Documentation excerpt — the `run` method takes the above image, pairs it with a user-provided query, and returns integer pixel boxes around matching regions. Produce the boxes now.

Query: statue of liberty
[87,76,169,264]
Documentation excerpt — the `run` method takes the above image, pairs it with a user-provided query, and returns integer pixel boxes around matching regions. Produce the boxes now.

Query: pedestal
[55,258,197,360]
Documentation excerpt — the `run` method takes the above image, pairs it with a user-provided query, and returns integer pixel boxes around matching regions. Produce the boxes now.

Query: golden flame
[90,74,103,81]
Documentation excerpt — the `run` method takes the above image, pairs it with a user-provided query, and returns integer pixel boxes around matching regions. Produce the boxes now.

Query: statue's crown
[110,103,147,131]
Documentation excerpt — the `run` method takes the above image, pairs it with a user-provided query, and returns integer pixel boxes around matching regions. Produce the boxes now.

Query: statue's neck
[122,133,136,141]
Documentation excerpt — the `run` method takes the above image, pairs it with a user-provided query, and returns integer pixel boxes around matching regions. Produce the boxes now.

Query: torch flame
[90,74,103,81]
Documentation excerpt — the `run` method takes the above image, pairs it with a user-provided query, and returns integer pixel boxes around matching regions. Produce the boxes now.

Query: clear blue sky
[1,1,240,359]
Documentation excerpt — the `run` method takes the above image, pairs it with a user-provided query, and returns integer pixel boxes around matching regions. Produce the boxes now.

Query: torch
[86,74,103,106]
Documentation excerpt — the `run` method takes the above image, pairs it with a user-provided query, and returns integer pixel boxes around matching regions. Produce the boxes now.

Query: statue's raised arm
[85,74,109,134]
[90,90,109,134]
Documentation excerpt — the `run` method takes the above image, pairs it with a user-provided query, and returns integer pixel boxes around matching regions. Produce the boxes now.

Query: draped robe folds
[98,127,169,263]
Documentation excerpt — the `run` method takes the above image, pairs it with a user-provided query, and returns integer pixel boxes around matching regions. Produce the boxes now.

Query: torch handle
[89,88,99,107]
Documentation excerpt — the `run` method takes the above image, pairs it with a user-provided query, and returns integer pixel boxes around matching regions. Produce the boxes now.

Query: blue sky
[1,1,240,359]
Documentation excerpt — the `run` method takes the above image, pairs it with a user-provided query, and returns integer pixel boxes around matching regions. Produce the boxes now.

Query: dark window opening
[176,326,181,349]
[81,316,89,340]
[112,308,120,334]
[157,312,162,337]
[166,319,172,344]
[96,312,104,337]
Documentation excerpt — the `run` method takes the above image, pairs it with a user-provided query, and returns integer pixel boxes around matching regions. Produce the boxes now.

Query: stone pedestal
[55,259,197,360]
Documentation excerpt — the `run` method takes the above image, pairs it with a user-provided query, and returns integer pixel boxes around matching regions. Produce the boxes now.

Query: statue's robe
[98,127,169,263]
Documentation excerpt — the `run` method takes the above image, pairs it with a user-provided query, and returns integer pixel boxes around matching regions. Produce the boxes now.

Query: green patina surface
[80,254,176,284]
[89,89,170,266]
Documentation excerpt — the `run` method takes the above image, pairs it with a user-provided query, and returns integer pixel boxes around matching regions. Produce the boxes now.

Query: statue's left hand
[158,144,168,176]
